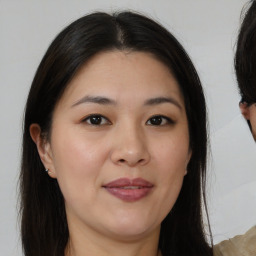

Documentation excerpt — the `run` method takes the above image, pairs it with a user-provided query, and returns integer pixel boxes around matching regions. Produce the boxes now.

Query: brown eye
[146,115,173,126]
[83,115,110,125]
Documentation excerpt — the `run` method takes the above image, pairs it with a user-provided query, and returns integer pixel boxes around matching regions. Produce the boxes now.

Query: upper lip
[103,178,153,188]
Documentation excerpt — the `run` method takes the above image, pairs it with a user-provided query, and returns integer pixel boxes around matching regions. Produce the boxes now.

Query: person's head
[20,11,212,256]
[235,0,256,140]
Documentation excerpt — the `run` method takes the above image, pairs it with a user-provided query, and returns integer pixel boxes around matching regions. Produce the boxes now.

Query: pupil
[151,116,162,125]
[91,116,101,125]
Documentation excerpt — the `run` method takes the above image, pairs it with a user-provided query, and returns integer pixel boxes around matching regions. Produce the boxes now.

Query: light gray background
[1,0,256,255]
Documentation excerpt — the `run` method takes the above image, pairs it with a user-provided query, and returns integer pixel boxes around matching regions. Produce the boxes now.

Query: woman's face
[40,51,191,241]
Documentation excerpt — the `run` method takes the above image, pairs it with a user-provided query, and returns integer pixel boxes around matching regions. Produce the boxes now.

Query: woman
[20,11,213,256]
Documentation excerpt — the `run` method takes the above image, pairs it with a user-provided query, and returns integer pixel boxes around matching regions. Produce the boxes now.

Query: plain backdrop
[1,0,256,255]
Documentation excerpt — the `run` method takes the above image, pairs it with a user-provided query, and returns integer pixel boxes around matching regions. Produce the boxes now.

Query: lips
[103,178,153,202]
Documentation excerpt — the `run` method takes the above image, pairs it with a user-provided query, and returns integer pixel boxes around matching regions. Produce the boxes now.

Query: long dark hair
[235,0,256,131]
[20,11,212,256]
[235,0,256,104]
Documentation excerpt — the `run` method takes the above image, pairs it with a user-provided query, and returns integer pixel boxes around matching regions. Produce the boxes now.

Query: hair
[20,11,213,256]
[235,0,256,104]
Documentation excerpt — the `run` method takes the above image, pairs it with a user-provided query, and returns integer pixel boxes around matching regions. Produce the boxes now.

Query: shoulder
[213,226,256,256]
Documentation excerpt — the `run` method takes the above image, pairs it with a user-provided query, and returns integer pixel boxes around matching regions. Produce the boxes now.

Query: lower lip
[104,187,152,202]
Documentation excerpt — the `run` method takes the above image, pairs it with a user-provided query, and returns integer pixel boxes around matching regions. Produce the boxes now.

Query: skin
[30,51,191,256]
[239,102,256,140]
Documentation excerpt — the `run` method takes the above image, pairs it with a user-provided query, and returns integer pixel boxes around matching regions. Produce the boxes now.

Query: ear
[29,124,57,178]
[239,102,250,120]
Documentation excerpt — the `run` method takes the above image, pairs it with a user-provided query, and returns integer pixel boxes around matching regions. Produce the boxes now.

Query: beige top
[213,226,256,256]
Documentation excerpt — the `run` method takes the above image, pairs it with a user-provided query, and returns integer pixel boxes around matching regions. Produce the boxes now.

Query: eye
[146,115,174,126]
[82,114,111,126]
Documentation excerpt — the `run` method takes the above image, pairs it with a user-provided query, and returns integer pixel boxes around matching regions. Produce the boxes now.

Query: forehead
[58,50,184,107]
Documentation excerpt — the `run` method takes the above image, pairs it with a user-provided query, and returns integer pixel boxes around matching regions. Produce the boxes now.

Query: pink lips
[103,178,153,202]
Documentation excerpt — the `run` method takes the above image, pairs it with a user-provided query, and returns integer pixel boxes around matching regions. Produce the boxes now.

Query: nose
[110,125,150,167]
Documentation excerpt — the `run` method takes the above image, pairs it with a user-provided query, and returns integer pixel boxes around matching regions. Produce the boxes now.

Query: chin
[103,214,157,240]
[108,226,156,242]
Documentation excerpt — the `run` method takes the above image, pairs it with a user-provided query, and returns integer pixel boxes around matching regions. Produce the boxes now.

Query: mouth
[103,178,154,202]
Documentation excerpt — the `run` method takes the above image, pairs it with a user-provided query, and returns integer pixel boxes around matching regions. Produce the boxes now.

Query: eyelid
[146,115,175,125]
[81,114,111,125]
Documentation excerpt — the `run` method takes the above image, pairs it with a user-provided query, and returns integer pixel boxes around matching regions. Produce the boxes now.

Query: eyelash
[146,115,174,126]
[82,114,111,126]
[81,114,174,126]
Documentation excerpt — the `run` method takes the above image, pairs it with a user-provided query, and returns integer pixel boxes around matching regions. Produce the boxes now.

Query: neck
[66,243,162,256]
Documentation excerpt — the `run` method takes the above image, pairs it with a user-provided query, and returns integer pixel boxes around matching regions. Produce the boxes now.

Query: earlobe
[29,124,57,178]
[239,102,250,120]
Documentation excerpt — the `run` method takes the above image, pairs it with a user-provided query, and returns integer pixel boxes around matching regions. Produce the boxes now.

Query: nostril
[118,158,145,165]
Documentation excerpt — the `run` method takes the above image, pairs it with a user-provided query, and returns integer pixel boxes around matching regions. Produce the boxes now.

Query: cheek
[249,107,256,139]
[151,136,189,212]
[153,134,190,172]
[251,111,256,128]
[251,117,256,139]
[158,148,187,196]
[50,129,107,200]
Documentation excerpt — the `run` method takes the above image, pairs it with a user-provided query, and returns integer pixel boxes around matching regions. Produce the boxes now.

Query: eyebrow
[72,95,182,109]
[72,96,116,107]
[144,97,182,109]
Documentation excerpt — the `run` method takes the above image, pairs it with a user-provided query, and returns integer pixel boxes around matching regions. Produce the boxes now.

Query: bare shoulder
[213,226,256,256]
